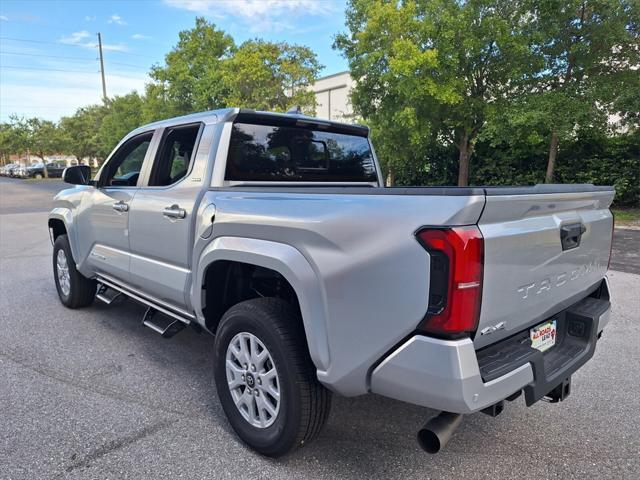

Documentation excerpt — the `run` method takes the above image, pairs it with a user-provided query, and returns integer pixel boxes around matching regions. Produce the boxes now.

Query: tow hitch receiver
[543,377,571,403]
[481,400,504,417]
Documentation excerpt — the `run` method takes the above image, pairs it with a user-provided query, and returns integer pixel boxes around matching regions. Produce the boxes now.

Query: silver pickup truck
[49,109,614,457]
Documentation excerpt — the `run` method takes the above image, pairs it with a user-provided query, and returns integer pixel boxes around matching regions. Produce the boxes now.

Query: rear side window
[225,122,377,182]
[149,124,201,187]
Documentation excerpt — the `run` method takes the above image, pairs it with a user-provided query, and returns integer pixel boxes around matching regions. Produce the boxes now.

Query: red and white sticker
[530,320,557,352]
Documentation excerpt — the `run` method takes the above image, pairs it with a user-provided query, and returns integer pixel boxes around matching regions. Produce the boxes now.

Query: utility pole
[97,32,107,102]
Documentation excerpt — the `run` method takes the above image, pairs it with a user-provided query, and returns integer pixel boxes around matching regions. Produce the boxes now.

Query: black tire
[213,298,331,457]
[53,234,96,308]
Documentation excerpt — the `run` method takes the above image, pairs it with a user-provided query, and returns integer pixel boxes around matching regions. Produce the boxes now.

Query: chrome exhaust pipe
[417,412,463,453]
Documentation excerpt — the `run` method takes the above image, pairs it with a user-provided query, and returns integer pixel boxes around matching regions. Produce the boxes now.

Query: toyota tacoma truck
[49,108,614,456]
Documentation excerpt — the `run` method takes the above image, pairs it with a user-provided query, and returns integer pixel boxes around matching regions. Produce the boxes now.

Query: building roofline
[314,70,351,82]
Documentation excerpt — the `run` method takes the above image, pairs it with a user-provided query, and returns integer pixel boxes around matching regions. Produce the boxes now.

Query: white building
[309,71,355,122]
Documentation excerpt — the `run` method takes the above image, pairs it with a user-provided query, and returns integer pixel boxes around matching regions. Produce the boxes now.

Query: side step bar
[143,306,186,338]
[96,276,192,339]
[95,284,123,305]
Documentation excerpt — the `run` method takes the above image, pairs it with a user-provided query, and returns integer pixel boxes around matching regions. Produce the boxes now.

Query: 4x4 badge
[480,322,506,336]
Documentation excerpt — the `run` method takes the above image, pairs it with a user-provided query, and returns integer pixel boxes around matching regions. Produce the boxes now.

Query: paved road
[611,228,640,275]
[1,177,639,479]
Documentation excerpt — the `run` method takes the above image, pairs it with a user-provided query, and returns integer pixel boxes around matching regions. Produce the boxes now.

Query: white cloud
[163,0,334,32]
[59,30,129,52]
[108,14,126,25]
[0,15,8,21]
[132,33,151,40]
[85,15,96,21]
[100,43,130,52]
[60,30,91,44]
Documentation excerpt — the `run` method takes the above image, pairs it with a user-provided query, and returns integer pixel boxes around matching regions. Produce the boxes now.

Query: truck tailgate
[475,185,614,349]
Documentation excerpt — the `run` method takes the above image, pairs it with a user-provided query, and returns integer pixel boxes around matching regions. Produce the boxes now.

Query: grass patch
[612,208,640,226]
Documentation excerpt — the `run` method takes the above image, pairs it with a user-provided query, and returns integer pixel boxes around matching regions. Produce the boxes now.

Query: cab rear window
[225,122,377,183]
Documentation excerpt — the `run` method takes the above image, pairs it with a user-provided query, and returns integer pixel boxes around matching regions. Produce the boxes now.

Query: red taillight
[416,226,484,336]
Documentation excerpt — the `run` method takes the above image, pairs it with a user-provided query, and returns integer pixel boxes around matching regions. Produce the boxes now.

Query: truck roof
[131,108,369,137]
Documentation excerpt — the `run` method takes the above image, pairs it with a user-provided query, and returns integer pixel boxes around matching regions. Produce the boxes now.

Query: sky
[0,0,349,122]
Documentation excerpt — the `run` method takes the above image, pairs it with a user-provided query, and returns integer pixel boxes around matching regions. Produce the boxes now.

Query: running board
[142,307,186,338]
[96,276,192,339]
[95,284,123,305]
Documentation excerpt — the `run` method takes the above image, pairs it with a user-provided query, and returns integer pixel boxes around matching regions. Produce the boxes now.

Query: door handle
[163,204,187,219]
[112,201,129,212]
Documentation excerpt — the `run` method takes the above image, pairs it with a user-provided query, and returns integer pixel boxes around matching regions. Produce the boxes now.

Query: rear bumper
[370,287,611,414]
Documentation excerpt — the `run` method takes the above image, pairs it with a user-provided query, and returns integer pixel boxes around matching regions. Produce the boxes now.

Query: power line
[0,50,98,62]
[109,60,148,70]
[0,50,149,70]
[0,105,79,108]
[0,36,72,46]
[0,65,99,74]
[0,36,148,57]
[0,66,146,81]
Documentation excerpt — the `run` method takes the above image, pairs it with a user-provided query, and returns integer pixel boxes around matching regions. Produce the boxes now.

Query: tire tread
[53,234,96,308]
[216,297,331,456]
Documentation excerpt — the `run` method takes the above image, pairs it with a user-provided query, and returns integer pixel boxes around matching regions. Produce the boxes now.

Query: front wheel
[213,298,331,457]
[53,234,96,308]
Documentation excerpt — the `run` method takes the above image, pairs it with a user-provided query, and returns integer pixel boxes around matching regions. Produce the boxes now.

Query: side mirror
[63,165,92,185]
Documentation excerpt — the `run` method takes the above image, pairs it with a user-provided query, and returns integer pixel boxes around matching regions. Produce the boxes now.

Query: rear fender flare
[193,236,330,372]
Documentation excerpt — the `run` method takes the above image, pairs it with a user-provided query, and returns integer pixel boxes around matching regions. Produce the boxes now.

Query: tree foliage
[336,0,639,187]
[498,0,640,182]
[58,105,107,161]
[0,8,637,208]
[148,17,235,115]
[98,93,145,157]
[221,40,321,112]
[335,0,537,186]
[146,18,321,115]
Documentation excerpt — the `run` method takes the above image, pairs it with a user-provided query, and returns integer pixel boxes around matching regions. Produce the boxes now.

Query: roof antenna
[287,105,302,115]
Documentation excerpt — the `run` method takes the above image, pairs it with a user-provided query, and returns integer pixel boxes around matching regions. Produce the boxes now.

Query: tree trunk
[545,131,560,183]
[37,153,49,178]
[386,166,395,187]
[457,133,470,187]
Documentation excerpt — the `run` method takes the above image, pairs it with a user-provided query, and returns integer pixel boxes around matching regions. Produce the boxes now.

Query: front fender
[49,207,77,259]
[193,236,331,373]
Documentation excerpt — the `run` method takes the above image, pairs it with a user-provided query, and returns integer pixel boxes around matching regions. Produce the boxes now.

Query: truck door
[77,131,157,283]
[127,122,204,310]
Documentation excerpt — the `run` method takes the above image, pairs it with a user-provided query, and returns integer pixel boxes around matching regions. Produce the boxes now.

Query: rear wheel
[53,234,96,308]
[35,173,43,179]
[213,298,331,457]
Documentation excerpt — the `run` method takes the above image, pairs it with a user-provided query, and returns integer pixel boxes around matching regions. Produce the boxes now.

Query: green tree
[336,0,535,186]
[28,119,64,161]
[519,0,640,182]
[99,93,145,157]
[147,17,235,114]
[147,18,322,116]
[59,105,107,163]
[221,40,321,112]
[0,120,26,164]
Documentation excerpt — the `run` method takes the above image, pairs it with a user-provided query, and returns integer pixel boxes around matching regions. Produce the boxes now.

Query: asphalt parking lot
[1,177,639,479]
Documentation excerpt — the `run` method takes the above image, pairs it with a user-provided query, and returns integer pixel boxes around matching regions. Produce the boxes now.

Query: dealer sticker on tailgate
[530,320,557,352]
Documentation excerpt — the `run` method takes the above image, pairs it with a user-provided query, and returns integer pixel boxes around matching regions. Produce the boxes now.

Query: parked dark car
[26,162,67,178]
